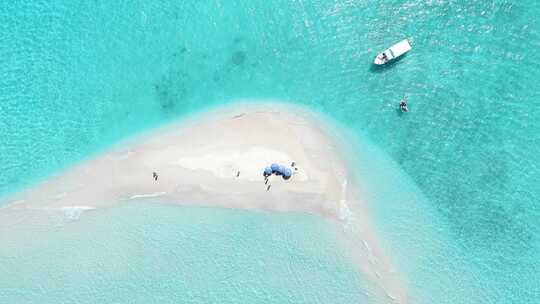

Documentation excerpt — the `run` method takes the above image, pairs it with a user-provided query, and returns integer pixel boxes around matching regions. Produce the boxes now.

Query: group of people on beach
[151,161,298,192]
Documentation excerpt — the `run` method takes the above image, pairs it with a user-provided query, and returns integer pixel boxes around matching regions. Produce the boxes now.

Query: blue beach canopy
[264,167,273,175]
[270,163,280,172]
[282,168,292,178]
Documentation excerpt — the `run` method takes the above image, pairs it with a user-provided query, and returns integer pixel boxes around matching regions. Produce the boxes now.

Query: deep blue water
[1,1,539,303]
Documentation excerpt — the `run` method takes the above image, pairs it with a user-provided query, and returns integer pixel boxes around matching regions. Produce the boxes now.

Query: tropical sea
[1,1,539,303]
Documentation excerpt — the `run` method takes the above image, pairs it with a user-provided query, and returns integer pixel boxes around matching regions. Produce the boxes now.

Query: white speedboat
[373,39,411,65]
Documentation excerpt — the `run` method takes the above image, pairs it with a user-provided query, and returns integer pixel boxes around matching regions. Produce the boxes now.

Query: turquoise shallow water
[0,204,370,303]
[1,1,539,303]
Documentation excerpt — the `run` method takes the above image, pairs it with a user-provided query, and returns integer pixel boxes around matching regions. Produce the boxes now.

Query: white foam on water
[338,180,353,221]
[61,206,96,220]
[129,192,167,199]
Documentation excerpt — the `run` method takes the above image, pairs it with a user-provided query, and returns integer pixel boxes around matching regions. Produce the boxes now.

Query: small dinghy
[374,39,412,65]
[399,100,409,112]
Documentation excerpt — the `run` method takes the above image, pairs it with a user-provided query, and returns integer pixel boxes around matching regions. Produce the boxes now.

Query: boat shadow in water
[369,53,408,74]
[396,107,407,116]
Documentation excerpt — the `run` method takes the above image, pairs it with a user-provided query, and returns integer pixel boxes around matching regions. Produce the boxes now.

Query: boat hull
[373,39,411,65]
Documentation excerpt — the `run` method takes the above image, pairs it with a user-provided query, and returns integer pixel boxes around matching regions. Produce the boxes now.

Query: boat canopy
[390,39,411,58]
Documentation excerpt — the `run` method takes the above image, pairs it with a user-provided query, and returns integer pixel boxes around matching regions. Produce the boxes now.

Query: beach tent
[264,167,273,176]
[270,163,280,173]
[282,168,292,178]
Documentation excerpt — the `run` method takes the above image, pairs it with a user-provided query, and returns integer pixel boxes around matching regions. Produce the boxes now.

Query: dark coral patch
[231,51,246,65]
[153,72,188,110]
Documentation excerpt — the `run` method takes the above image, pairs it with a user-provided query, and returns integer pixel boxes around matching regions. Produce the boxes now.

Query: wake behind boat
[374,39,412,65]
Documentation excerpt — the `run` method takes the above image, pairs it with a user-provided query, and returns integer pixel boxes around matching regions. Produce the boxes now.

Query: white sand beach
[1,102,408,303]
